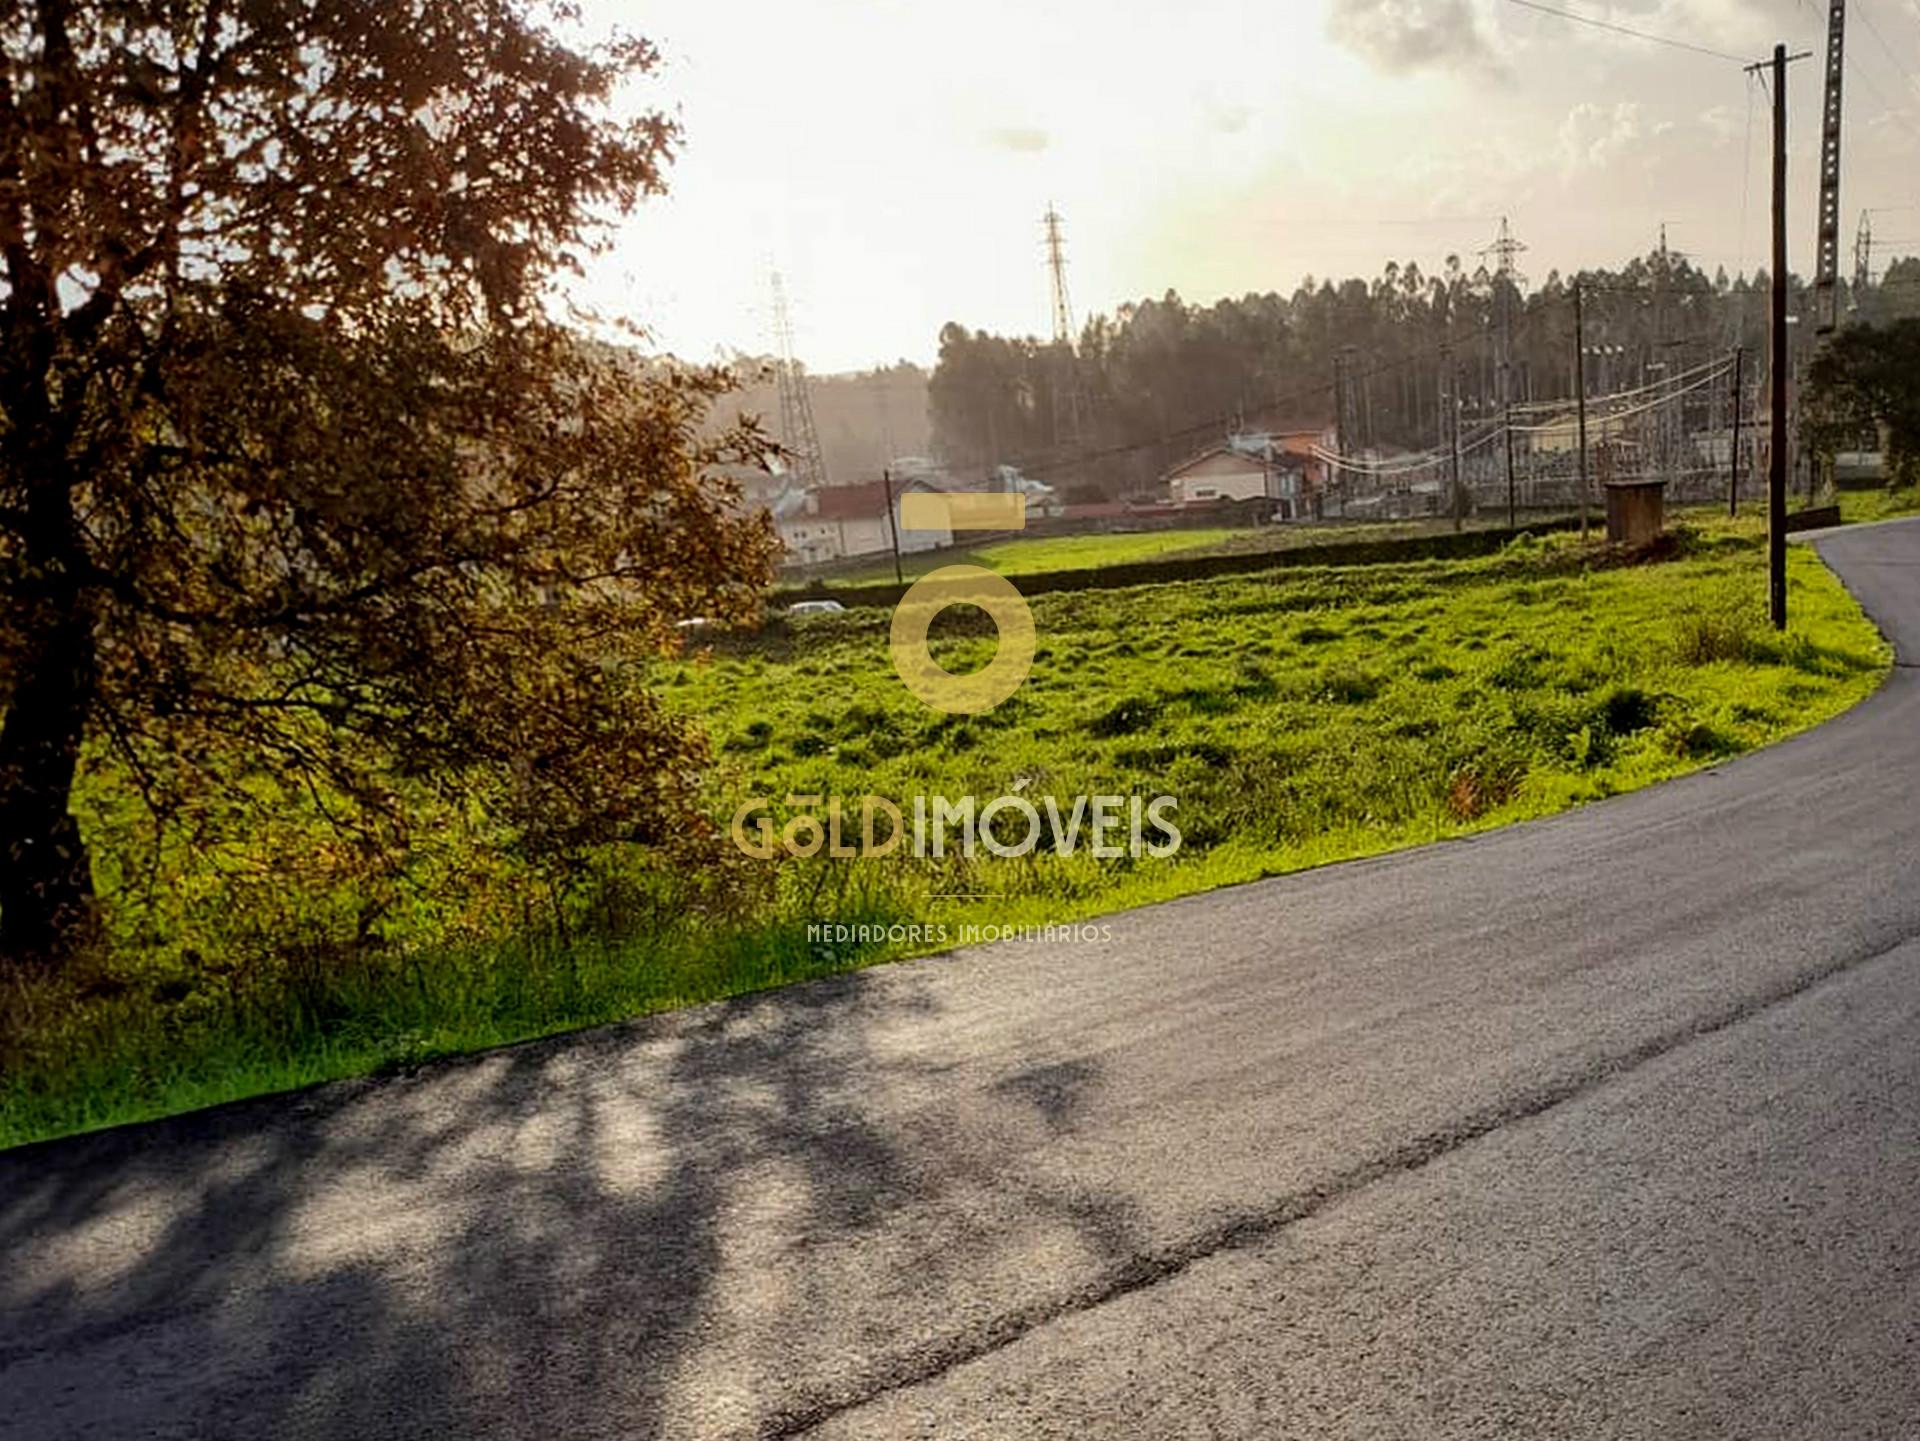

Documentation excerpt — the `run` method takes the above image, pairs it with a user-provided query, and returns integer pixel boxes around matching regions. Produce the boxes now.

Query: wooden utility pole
[1447,352,1464,531]
[1729,346,1745,516]
[1757,44,1806,629]
[1770,43,1789,629]
[881,467,905,587]
[1573,281,1590,539]
[1333,349,1349,457]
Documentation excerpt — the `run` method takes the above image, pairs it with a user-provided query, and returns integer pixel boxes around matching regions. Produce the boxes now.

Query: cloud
[1557,100,1643,174]
[1698,103,1746,145]
[984,126,1050,154]
[1326,0,1499,74]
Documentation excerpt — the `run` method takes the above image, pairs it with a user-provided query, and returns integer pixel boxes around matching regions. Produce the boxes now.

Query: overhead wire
[1502,0,1758,63]
[1854,0,1920,104]
[1510,350,1733,414]
[1508,360,1738,433]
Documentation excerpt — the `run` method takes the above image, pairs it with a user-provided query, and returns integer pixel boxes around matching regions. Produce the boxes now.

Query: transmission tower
[1813,0,1848,333]
[1041,203,1087,453]
[1042,203,1075,348]
[1854,209,1872,295]
[769,269,828,490]
[1479,216,1528,406]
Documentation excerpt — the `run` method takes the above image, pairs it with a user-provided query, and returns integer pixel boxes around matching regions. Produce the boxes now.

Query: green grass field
[783,482,1920,596]
[1835,482,1920,525]
[780,514,1577,591]
[0,516,1894,1147]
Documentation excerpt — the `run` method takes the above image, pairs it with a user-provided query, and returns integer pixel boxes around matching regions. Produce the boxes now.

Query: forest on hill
[928,249,1920,499]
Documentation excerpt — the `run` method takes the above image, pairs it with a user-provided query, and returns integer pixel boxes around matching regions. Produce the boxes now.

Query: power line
[1018,338,1485,480]
[1846,1,1920,143]
[1847,56,1920,142]
[1017,289,1625,482]
[1357,215,1502,228]
[1855,0,1920,98]
[1503,0,1756,64]
[1799,0,1920,143]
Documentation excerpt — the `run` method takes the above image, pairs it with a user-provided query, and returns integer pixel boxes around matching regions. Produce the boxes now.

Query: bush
[1087,696,1162,737]
[1599,685,1659,734]
[1672,598,1762,665]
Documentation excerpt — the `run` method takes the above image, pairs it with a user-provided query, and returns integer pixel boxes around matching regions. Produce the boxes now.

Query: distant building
[1834,451,1887,484]
[988,464,1065,518]
[1163,432,1322,516]
[888,455,947,484]
[771,476,950,564]
[1058,498,1181,523]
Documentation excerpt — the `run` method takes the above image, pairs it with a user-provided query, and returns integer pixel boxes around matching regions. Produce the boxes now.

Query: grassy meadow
[0,515,1894,1147]
[1835,480,1920,525]
[778,513,1572,590]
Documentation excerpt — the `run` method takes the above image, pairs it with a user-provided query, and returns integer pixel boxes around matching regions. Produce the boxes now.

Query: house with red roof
[770,476,951,564]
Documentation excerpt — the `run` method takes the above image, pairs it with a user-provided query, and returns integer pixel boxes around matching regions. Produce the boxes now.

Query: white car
[787,599,846,616]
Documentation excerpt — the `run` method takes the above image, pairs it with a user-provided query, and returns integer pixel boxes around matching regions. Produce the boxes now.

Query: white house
[772,476,951,563]
[1163,435,1314,514]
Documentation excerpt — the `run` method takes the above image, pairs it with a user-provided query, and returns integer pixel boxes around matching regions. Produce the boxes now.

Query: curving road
[4,518,1920,1440]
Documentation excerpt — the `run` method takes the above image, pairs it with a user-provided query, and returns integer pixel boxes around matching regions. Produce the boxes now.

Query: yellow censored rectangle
[900,491,1026,532]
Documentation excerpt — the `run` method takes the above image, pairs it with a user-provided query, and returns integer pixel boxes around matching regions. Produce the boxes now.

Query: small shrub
[1445,761,1523,821]
[723,719,775,752]
[1599,685,1658,735]
[836,702,894,739]
[1486,648,1550,691]
[1661,717,1737,759]
[1087,696,1162,737]
[1317,665,1382,704]
[1672,600,1760,665]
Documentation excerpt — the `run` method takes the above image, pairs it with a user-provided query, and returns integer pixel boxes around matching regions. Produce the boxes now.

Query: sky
[569,0,1920,374]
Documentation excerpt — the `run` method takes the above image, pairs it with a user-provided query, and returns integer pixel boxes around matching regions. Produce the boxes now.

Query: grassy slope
[704,521,1886,913]
[1835,482,1920,525]
[788,481,1920,595]
[0,519,1892,1147]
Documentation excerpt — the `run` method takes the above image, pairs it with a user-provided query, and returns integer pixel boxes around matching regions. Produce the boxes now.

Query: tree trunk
[0,604,97,971]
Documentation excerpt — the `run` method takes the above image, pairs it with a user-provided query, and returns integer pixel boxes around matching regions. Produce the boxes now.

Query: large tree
[1803,318,1920,485]
[0,2,776,970]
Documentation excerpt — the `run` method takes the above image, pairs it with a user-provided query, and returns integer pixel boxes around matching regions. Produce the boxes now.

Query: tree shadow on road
[0,961,1145,1440]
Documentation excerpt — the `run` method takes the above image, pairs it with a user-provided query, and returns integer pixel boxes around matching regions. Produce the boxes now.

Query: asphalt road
[5,518,1920,1440]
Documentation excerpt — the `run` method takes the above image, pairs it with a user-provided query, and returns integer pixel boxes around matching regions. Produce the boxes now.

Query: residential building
[988,464,1065,518]
[1162,432,1320,516]
[771,476,951,564]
